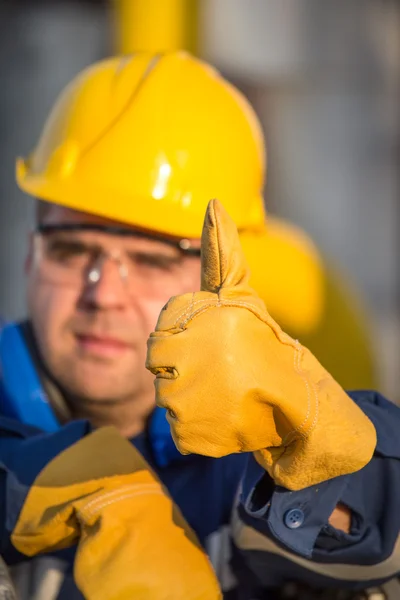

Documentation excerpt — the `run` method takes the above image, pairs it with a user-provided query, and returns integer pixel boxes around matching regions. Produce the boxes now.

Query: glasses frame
[33,222,201,291]
[36,223,201,257]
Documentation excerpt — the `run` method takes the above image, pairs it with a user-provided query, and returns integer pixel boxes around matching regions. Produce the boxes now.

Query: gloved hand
[146,199,376,490]
[11,428,221,600]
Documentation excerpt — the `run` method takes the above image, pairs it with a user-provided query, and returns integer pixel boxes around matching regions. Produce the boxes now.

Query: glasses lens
[35,234,93,286]
[34,232,199,296]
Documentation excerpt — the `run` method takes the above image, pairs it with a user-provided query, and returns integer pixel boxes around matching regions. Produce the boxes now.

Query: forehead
[40,204,201,254]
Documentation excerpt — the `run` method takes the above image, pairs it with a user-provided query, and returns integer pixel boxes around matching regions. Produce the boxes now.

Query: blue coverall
[0,321,399,599]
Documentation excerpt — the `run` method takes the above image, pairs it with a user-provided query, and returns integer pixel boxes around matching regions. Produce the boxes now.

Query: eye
[130,252,181,272]
[45,239,90,264]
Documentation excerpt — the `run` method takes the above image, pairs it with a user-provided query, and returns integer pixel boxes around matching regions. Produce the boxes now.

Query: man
[1,51,400,599]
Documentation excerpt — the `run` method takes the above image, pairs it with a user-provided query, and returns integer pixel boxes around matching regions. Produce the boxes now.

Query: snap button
[284,508,304,529]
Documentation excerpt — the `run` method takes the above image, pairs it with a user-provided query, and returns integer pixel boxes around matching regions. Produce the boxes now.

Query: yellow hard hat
[17,51,265,238]
[16,51,323,333]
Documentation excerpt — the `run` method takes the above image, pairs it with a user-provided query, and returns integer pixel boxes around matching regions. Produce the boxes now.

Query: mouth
[75,333,131,358]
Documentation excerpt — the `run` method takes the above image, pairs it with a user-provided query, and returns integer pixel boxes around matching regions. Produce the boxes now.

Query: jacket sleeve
[0,416,91,563]
[232,391,400,590]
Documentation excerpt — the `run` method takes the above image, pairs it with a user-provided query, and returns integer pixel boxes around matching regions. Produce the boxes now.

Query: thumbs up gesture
[146,200,376,490]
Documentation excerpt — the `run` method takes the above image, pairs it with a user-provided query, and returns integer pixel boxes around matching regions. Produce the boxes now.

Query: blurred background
[0,0,398,399]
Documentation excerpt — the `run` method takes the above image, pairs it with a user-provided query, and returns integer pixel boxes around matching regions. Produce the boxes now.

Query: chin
[66,378,136,404]
[76,352,140,375]
[55,362,140,402]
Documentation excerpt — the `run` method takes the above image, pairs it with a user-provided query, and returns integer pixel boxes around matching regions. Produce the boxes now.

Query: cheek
[138,265,201,333]
[140,298,173,335]
[186,263,202,292]
[181,260,201,294]
[27,277,78,354]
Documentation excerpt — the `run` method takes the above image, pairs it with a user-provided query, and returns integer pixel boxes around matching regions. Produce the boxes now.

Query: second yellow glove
[11,428,221,600]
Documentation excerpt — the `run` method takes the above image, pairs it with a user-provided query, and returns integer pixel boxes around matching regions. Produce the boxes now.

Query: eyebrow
[132,251,183,264]
[37,223,201,256]
[45,235,185,262]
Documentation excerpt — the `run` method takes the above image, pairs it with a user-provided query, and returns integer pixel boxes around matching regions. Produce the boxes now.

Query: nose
[81,257,129,310]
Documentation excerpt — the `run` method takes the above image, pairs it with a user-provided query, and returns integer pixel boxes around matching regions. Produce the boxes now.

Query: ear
[201,199,251,293]
[24,231,34,275]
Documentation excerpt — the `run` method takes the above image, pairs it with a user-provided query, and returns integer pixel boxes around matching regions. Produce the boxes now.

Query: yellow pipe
[111,0,199,55]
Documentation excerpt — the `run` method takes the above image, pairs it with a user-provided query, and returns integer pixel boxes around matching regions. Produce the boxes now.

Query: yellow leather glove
[11,428,221,600]
[146,200,377,490]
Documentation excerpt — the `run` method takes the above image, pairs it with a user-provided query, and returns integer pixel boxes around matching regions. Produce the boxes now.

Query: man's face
[26,205,201,404]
